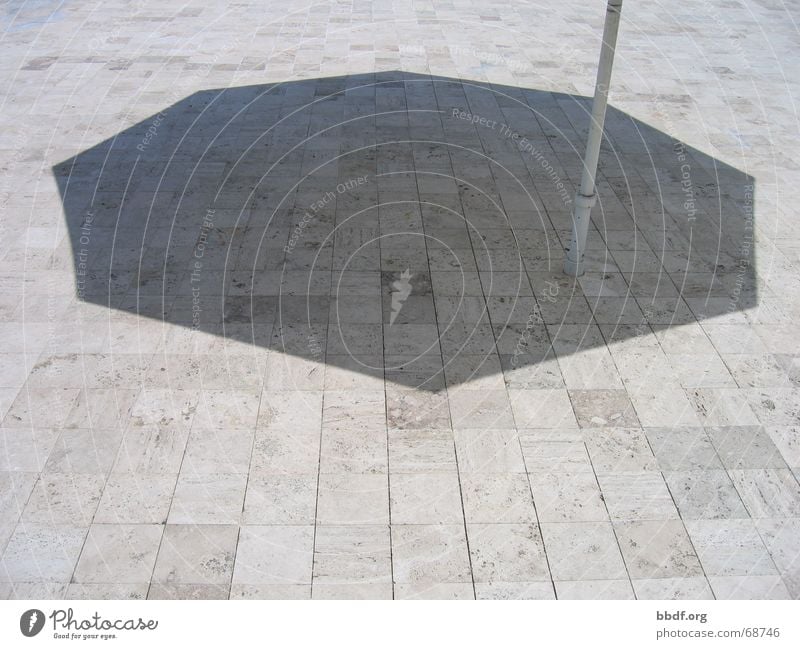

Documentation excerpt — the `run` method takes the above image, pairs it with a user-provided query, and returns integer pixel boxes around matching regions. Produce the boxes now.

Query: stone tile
[182,428,255,474]
[745,389,800,427]
[312,583,393,599]
[644,427,723,471]
[127,389,198,430]
[94,475,176,524]
[0,471,38,548]
[153,524,238,585]
[392,524,471,584]
[385,355,446,391]
[387,429,456,474]
[663,470,749,520]
[22,473,105,525]
[148,583,230,599]
[708,575,791,600]
[453,428,525,473]
[632,577,714,600]
[0,428,59,472]
[324,355,385,391]
[499,354,565,390]
[724,354,793,388]
[555,580,635,600]
[396,582,475,600]
[705,425,787,470]
[468,523,550,583]
[251,429,320,474]
[112,425,191,475]
[529,472,607,523]
[460,473,536,524]
[598,472,679,521]
[655,325,716,356]
[257,391,323,430]
[668,353,737,389]
[614,520,703,580]
[702,325,769,355]
[200,354,267,391]
[445,355,506,392]
[88,354,153,389]
[0,582,67,599]
[685,519,776,577]
[569,389,640,428]
[168,473,247,524]
[242,473,317,524]
[319,427,388,474]
[754,519,800,598]
[583,428,657,474]
[193,390,260,429]
[507,388,578,428]
[0,355,36,390]
[0,523,87,583]
[448,389,515,428]
[265,355,324,391]
[383,324,441,357]
[475,582,555,600]
[519,437,594,473]
[230,584,311,599]
[627,386,702,427]
[554,348,624,391]
[63,388,138,429]
[73,524,163,584]
[43,428,123,474]
[688,388,761,427]
[765,425,800,468]
[316,473,389,525]
[588,298,643,327]
[386,389,450,429]
[313,525,391,585]
[389,473,464,525]
[2,388,80,428]
[66,583,149,599]
[728,469,800,518]
[613,348,682,391]
[541,521,628,581]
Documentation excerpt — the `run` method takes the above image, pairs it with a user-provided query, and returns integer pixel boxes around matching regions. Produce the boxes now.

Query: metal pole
[564,0,623,276]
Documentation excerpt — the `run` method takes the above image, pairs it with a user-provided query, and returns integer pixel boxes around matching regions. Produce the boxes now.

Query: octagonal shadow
[53,71,756,392]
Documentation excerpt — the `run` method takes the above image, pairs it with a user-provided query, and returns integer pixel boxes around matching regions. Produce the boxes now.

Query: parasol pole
[564,0,624,276]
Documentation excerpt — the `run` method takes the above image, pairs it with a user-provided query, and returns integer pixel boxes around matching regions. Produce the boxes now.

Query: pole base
[563,253,585,277]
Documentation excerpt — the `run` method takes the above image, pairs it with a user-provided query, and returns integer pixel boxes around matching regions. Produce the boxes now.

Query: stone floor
[1,0,799,600]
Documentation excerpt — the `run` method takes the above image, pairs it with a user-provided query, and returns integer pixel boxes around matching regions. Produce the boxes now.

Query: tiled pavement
[1,0,799,600]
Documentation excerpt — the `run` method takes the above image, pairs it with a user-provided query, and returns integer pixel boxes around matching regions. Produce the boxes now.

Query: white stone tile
[686,519,777,577]
[555,579,634,600]
[390,473,464,524]
[507,388,578,428]
[614,520,703,580]
[468,523,550,583]
[73,524,163,584]
[542,521,627,581]
[233,525,315,585]
[168,473,247,524]
[392,524,471,584]
[313,525,391,585]
[153,524,239,586]
[529,472,607,523]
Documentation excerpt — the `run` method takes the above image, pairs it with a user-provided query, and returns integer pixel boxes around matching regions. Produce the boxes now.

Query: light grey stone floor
[0,0,799,600]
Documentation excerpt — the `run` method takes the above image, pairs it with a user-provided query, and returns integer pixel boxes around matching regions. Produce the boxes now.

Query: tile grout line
[374,72,395,600]
[398,72,488,599]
